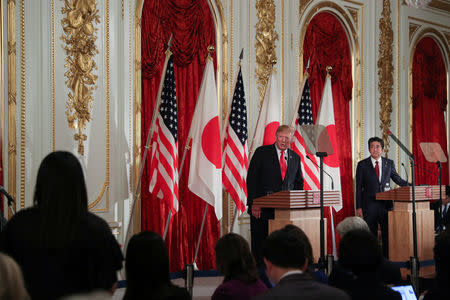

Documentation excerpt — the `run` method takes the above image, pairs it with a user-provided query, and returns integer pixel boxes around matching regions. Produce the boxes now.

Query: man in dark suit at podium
[247,125,304,265]
[356,137,409,258]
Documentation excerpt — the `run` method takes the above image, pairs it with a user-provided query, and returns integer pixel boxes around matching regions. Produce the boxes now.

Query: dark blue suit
[247,144,303,263]
[355,157,408,257]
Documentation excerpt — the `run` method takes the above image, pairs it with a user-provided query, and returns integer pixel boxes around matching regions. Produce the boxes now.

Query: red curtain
[141,0,219,272]
[412,37,449,186]
[303,12,354,253]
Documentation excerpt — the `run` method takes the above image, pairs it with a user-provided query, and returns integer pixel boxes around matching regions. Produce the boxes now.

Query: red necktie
[375,160,380,180]
[280,150,287,180]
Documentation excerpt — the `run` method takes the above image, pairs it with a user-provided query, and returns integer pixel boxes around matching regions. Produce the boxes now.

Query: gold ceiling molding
[61,0,100,156]
[409,23,421,43]
[6,0,17,217]
[377,0,394,155]
[255,0,278,107]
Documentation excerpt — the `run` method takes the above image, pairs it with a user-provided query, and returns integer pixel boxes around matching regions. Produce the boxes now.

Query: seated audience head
[283,224,314,266]
[214,233,258,283]
[0,252,30,300]
[262,226,307,284]
[339,229,383,275]
[336,216,370,237]
[34,151,88,247]
[124,231,171,298]
[434,228,450,288]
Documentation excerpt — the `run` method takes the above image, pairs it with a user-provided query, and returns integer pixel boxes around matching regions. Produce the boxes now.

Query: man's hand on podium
[356,208,363,218]
[252,206,261,219]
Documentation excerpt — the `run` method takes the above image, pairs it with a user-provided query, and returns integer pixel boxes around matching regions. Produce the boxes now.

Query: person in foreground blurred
[212,233,267,300]
[334,217,402,285]
[124,231,190,300]
[284,224,327,284]
[252,227,349,300]
[0,252,30,300]
[330,229,401,300]
[423,228,450,299]
[0,151,123,300]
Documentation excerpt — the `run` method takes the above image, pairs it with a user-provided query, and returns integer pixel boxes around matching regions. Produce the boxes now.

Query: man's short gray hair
[336,216,370,237]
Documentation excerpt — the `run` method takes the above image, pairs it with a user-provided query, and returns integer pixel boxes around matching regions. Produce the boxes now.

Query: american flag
[149,55,179,214]
[222,67,248,215]
[291,79,320,190]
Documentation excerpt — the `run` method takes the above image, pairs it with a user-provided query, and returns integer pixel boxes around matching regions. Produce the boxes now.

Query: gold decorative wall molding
[377,0,394,155]
[61,0,100,156]
[428,0,450,13]
[444,31,450,46]
[255,0,278,107]
[409,23,421,44]
[6,0,16,217]
[408,16,450,30]
[19,0,25,209]
[300,0,314,17]
[346,6,359,29]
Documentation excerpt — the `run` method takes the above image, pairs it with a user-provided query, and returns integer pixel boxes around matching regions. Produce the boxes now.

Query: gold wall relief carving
[61,0,100,156]
[19,0,25,209]
[346,6,359,29]
[377,0,394,155]
[428,0,450,13]
[300,0,314,17]
[409,23,421,44]
[255,0,278,106]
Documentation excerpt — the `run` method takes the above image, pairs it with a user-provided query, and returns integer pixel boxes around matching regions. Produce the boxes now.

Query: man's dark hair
[368,137,384,150]
[283,224,313,267]
[339,229,383,275]
[262,227,307,269]
[446,185,450,197]
[215,233,259,283]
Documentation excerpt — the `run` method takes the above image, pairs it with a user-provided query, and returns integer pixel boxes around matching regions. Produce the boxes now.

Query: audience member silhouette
[123,231,190,300]
[212,233,267,300]
[329,229,401,300]
[0,252,30,300]
[252,225,349,300]
[423,228,450,300]
[335,217,402,285]
[0,151,123,300]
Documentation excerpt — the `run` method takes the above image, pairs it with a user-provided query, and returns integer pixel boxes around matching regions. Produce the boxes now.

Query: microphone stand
[388,132,419,294]
[316,151,328,271]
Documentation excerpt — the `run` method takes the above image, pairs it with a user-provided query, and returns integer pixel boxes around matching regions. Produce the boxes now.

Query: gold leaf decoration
[61,0,100,155]
[377,0,394,155]
[255,0,278,106]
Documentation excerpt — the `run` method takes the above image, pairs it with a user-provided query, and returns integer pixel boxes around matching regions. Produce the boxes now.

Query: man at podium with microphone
[247,125,304,266]
[356,136,409,258]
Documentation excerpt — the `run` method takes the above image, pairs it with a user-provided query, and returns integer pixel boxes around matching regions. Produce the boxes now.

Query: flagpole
[229,205,239,233]
[124,35,173,249]
[249,61,276,155]
[193,203,209,269]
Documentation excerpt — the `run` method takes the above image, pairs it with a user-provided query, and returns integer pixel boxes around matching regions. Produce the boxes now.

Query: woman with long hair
[123,231,190,300]
[212,233,267,300]
[0,151,123,300]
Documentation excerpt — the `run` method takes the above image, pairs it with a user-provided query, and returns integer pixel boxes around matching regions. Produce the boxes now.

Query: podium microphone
[401,163,409,181]
[306,155,334,190]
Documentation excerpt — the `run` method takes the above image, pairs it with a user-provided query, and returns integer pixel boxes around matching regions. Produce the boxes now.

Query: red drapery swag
[141,0,219,271]
[303,12,354,253]
[412,37,449,186]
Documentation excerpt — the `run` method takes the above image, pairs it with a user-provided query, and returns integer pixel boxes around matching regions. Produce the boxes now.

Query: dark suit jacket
[430,201,450,231]
[251,273,350,300]
[356,157,408,212]
[247,144,303,219]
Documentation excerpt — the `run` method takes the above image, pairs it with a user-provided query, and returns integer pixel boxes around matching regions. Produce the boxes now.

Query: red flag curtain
[412,37,449,185]
[141,0,219,271]
[303,12,354,253]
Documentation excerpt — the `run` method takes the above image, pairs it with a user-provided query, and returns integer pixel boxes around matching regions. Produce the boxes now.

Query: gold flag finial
[207,45,215,53]
[326,66,332,74]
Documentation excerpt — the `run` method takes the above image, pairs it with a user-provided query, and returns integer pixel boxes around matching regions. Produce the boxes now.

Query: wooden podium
[376,185,445,277]
[253,190,340,262]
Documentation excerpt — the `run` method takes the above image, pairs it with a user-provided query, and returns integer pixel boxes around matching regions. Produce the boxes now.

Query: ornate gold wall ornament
[409,23,421,44]
[346,6,359,29]
[300,0,314,17]
[61,0,100,155]
[255,0,278,107]
[428,0,450,12]
[7,0,17,217]
[377,0,394,155]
